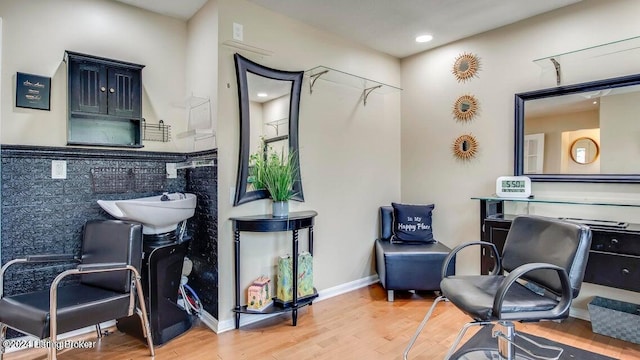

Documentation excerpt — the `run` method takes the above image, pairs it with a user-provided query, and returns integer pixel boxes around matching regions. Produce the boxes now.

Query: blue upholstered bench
[375,206,454,301]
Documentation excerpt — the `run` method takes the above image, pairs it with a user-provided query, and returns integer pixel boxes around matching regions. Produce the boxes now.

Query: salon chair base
[450,322,564,360]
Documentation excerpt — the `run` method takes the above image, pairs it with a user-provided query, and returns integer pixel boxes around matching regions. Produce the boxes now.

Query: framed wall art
[16,72,51,110]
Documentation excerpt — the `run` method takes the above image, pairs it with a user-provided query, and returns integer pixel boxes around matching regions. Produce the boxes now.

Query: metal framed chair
[403,215,592,360]
[0,220,154,360]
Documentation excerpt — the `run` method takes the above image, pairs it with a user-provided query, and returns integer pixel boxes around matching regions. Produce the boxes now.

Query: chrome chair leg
[403,295,447,360]
[95,323,103,338]
[133,273,155,357]
[0,323,7,360]
[493,321,564,360]
[443,321,492,360]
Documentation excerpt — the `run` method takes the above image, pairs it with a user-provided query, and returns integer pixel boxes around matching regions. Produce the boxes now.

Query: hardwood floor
[5,284,640,359]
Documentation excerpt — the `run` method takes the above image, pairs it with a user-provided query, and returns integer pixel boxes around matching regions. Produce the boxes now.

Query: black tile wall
[185,151,218,319]
[0,145,218,335]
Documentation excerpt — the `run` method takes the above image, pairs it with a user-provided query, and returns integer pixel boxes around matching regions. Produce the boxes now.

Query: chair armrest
[493,262,572,321]
[441,241,501,278]
[2,254,77,272]
[1,254,79,297]
[48,263,143,344]
[77,262,128,273]
[25,254,78,262]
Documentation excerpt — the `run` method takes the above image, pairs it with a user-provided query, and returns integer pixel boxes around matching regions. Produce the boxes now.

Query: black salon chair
[0,220,154,360]
[403,215,592,360]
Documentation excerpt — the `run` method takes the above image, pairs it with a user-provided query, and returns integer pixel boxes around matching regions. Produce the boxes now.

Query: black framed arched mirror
[515,73,640,182]
[233,53,304,206]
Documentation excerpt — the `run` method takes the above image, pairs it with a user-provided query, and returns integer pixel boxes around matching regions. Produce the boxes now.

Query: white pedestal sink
[98,193,197,235]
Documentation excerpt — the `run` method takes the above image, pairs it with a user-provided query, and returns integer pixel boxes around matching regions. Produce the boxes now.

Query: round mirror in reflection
[570,137,600,164]
[453,94,479,122]
[452,134,479,161]
[452,52,481,83]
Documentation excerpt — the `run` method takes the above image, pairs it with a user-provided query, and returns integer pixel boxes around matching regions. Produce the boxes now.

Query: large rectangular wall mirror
[514,73,640,183]
[233,53,304,205]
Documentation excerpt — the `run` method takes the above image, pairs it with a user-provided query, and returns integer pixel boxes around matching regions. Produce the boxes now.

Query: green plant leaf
[249,140,299,201]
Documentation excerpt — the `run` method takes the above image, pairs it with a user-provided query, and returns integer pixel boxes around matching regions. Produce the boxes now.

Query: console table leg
[292,229,299,326]
[234,230,241,329]
[292,309,298,326]
[309,226,314,256]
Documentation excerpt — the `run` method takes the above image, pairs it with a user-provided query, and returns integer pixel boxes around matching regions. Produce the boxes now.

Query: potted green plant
[249,143,298,217]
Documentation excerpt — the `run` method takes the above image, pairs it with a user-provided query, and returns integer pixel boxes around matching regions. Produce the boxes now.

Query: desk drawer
[591,230,640,256]
[584,251,640,292]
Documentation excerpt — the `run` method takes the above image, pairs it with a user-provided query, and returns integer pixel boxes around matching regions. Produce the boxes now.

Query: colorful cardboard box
[246,276,273,311]
[276,252,314,303]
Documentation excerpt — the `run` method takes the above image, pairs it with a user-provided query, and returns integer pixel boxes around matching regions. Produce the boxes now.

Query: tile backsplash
[0,145,218,319]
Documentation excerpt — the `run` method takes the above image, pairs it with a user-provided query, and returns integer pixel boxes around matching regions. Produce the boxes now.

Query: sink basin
[98,193,197,235]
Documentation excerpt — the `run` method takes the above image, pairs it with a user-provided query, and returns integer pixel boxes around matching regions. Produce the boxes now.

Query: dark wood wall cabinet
[475,197,640,293]
[65,51,145,148]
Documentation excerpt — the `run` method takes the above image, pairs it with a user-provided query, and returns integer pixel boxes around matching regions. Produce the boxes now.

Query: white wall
[184,0,218,152]
[197,0,401,327]
[600,91,640,173]
[401,0,640,315]
[0,0,188,151]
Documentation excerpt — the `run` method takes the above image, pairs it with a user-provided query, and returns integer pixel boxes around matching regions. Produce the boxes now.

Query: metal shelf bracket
[309,69,329,94]
[363,85,382,106]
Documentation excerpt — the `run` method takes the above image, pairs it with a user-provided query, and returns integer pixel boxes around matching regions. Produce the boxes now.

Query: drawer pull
[610,238,619,245]
[622,268,630,275]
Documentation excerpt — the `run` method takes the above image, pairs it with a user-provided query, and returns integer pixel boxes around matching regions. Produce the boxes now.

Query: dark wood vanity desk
[230,211,318,329]
[474,197,640,293]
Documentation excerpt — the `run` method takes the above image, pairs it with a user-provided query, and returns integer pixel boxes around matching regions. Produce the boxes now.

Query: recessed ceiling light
[257,92,268,97]
[415,34,433,43]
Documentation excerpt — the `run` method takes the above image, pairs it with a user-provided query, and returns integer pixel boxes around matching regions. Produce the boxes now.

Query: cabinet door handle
[611,238,619,245]
[109,88,115,93]
[100,86,106,92]
[622,268,630,275]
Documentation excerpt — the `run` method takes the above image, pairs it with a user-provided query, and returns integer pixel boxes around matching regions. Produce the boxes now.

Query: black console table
[473,196,640,293]
[230,211,318,329]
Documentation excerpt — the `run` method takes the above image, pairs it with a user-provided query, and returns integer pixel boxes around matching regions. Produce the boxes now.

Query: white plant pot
[272,201,289,217]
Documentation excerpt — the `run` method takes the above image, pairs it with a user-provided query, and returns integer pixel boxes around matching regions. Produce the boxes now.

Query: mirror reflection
[515,73,640,182]
[453,134,478,160]
[570,137,600,165]
[453,94,478,122]
[247,72,292,165]
[233,53,304,206]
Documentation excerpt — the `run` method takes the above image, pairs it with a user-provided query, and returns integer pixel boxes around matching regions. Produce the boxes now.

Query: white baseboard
[570,306,590,321]
[216,274,380,333]
[197,310,218,332]
[3,320,116,353]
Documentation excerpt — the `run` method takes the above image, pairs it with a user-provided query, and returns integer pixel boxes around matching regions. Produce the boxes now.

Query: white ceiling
[114,0,582,58]
[114,0,208,20]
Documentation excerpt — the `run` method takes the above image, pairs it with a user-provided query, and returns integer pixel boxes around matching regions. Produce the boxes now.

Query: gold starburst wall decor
[452,52,481,83]
[452,134,479,161]
[452,94,479,123]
